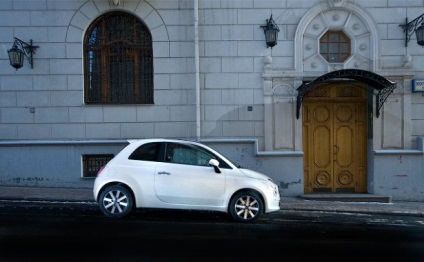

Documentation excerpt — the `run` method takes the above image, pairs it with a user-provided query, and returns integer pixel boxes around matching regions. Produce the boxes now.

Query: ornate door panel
[303,84,367,193]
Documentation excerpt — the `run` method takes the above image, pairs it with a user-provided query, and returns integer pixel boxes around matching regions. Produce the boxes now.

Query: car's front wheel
[229,190,263,223]
[99,185,134,218]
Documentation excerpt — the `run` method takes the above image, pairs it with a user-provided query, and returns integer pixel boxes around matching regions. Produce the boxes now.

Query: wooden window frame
[319,30,351,63]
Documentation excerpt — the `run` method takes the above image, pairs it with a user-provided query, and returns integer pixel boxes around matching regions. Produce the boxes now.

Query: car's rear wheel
[99,185,134,218]
[229,190,263,223]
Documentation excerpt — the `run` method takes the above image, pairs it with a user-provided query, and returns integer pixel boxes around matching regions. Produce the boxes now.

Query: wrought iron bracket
[296,69,397,119]
[399,14,424,47]
[12,37,39,68]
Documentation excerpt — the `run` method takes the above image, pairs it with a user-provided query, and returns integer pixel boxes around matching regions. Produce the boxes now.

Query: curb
[280,207,424,218]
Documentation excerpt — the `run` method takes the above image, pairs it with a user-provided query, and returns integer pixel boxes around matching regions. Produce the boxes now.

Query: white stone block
[69,107,103,123]
[120,123,154,138]
[51,91,82,106]
[85,123,121,139]
[222,89,254,105]
[204,105,239,121]
[35,107,69,123]
[223,121,254,137]
[2,108,33,123]
[18,124,51,139]
[52,124,85,139]
[136,106,170,122]
[17,92,50,107]
[170,105,196,121]
[222,57,253,73]
[103,107,137,122]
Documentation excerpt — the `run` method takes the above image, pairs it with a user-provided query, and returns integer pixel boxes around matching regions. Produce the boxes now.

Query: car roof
[127,138,199,145]
[119,138,237,169]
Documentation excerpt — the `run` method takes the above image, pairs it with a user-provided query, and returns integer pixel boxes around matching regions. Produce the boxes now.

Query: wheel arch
[97,182,137,207]
[227,188,265,213]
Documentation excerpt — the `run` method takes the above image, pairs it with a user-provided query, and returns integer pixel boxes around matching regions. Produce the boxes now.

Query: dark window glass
[340,43,349,53]
[164,142,231,169]
[329,33,339,42]
[320,43,327,53]
[319,30,351,63]
[129,142,161,161]
[84,11,153,104]
[164,143,210,166]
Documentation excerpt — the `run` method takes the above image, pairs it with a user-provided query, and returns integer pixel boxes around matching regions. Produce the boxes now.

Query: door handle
[334,145,339,161]
[158,171,170,175]
[334,145,339,154]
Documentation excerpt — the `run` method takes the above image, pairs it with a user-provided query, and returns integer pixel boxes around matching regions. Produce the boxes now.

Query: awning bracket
[296,69,397,119]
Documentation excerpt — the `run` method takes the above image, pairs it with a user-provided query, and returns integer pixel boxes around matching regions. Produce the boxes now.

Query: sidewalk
[1,186,424,217]
[0,186,94,202]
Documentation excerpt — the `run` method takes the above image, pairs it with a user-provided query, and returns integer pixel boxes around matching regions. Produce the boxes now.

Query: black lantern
[8,45,25,69]
[261,14,280,48]
[400,14,424,47]
[7,37,39,70]
[415,23,424,46]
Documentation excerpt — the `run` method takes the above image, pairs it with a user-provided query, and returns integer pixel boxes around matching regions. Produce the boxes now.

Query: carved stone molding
[327,0,350,7]
[295,1,378,71]
[272,79,295,96]
[264,56,272,69]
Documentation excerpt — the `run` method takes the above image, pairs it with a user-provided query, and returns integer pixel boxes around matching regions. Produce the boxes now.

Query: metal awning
[296,69,397,118]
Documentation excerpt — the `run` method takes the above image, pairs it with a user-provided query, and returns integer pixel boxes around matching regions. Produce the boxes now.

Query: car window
[164,143,213,166]
[191,144,232,169]
[164,142,232,169]
[128,142,161,161]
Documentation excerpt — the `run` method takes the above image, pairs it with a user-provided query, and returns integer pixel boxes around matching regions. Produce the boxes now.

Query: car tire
[229,190,263,223]
[99,185,134,218]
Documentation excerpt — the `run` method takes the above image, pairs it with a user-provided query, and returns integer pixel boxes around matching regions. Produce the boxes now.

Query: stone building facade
[0,0,423,200]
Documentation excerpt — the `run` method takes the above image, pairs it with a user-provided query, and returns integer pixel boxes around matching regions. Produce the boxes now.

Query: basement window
[82,154,114,178]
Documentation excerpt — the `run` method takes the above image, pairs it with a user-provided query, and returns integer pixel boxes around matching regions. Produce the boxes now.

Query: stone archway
[66,0,169,47]
[294,0,381,72]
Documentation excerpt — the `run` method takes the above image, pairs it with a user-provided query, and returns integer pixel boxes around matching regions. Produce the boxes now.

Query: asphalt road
[0,200,423,262]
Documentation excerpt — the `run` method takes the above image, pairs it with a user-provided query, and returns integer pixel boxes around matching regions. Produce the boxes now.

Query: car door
[154,142,226,206]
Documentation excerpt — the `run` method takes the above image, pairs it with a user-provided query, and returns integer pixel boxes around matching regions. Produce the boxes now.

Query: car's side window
[191,145,232,169]
[128,142,161,161]
[165,143,213,166]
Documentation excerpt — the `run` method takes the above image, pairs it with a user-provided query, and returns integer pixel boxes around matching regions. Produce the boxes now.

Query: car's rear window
[128,142,161,161]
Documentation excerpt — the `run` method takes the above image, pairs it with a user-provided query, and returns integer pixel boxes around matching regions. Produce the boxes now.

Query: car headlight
[267,179,277,189]
[267,180,279,197]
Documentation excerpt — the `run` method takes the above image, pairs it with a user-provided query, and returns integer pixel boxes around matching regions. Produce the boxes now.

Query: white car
[93,139,281,222]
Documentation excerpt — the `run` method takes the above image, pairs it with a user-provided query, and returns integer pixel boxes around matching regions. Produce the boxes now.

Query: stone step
[298,194,392,203]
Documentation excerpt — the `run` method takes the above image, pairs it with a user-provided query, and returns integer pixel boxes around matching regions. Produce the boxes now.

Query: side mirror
[209,159,221,173]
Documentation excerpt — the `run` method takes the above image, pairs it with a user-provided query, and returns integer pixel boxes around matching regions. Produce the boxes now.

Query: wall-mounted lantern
[399,14,424,47]
[7,37,39,70]
[261,14,280,48]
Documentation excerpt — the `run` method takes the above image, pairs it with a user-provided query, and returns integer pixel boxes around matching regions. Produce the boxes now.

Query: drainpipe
[194,0,201,140]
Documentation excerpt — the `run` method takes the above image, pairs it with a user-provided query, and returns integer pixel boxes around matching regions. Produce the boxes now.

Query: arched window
[319,30,351,63]
[84,11,153,104]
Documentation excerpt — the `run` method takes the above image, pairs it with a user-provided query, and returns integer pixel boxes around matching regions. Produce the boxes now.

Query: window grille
[84,11,153,104]
[320,30,351,63]
[82,154,114,178]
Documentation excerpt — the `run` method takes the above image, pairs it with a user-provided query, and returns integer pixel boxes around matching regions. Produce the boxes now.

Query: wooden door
[303,84,367,193]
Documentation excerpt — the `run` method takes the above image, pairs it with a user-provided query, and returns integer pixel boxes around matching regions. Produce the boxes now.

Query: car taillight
[97,165,105,176]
